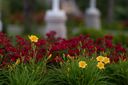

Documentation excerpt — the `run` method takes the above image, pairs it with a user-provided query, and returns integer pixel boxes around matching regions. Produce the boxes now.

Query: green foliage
[114,33,128,47]
[102,22,125,30]
[9,0,23,13]
[75,0,89,11]
[74,28,105,39]
[9,0,46,13]
[0,69,8,85]
[2,59,50,85]
[48,57,109,85]
[1,56,128,85]
[116,0,128,20]
[105,60,128,85]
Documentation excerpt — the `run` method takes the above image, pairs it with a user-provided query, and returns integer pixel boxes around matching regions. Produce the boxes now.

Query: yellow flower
[28,35,39,43]
[15,58,20,65]
[97,62,105,70]
[79,61,87,69]
[96,56,104,62]
[103,57,110,64]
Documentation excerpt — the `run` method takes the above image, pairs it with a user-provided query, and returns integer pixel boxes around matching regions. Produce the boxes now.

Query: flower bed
[0,31,127,85]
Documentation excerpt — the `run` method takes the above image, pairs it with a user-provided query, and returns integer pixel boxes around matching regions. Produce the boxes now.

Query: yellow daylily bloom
[103,57,110,64]
[28,35,39,43]
[79,61,87,69]
[97,62,105,70]
[96,56,104,62]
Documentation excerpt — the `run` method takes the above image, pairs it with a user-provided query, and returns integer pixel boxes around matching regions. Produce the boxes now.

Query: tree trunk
[23,0,34,34]
[107,0,115,24]
[1,0,9,33]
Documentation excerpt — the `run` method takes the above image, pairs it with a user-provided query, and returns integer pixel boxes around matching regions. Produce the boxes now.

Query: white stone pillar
[0,13,2,32]
[53,0,59,11]
[45,0,67,38]
[90,0,96,8]
[0,0,1,31]
[85,0,101,30]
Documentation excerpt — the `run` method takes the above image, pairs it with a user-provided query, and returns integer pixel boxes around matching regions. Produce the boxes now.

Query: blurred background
[0,0,128,38]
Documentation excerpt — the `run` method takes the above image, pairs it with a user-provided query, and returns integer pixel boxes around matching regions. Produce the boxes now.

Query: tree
[107,0,115,23]
[23,0,35,34]
[1,0,10,33]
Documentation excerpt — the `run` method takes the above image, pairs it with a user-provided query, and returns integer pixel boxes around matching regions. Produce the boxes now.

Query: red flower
[115,44,126,53]
[68,49,79,56]
[53,56,63,63]
[0,48,4,55]
[36,39,46,47]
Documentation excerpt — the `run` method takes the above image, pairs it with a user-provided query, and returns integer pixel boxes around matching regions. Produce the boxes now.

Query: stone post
[0,13,2,32]
[0,0,2,32]
[85,0,101,29]
[45,0,67,38]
